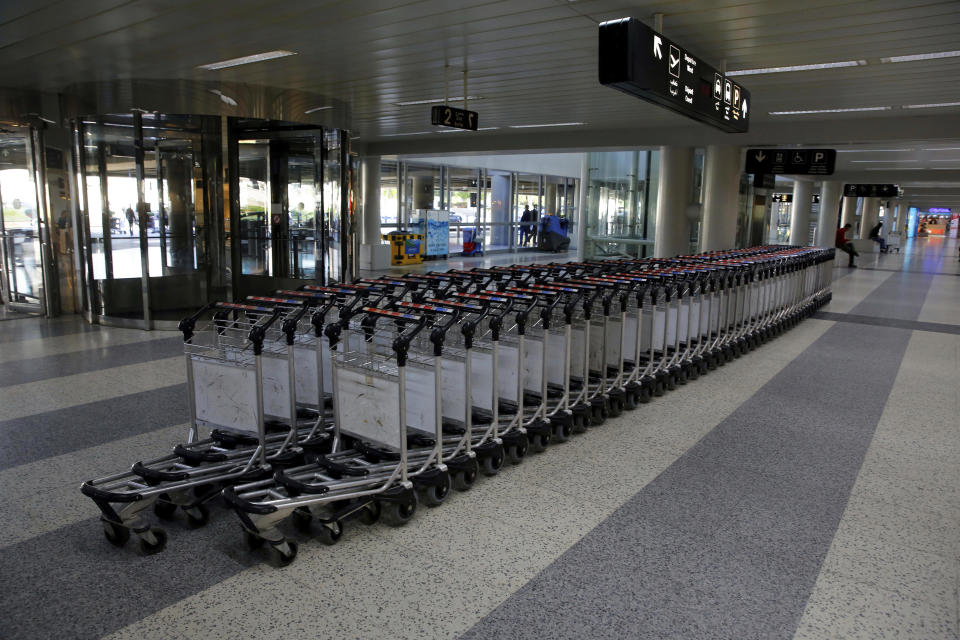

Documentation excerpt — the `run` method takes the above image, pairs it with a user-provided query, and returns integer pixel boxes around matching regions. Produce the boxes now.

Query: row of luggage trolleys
[81,245,835,565]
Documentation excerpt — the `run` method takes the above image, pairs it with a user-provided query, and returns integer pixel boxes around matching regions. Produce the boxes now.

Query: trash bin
[462,227,484,256]
[383,231,424,265]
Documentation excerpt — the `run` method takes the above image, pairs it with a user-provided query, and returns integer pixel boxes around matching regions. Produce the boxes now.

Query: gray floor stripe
[461,275,933,640]
[859,266,959,276]
[0,316,99,343]
[0,384,187,471]
[0,509,254,640]
[812,311,960,335]
[0,336,183,387]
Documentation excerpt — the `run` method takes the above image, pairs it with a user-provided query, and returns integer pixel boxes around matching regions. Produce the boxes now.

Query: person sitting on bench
[835,223,859,267]
[869,221,888,253]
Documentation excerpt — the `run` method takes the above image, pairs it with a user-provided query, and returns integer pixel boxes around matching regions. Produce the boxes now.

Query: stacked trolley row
[80,245,835,564]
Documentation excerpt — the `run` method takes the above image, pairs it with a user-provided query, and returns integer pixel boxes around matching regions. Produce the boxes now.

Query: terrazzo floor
[0,237,957,639]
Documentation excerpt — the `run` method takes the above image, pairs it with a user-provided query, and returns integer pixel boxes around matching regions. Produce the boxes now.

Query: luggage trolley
[80,300,307,554]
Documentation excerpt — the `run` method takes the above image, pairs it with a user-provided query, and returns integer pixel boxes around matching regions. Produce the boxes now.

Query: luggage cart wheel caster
[551,417,573,443]
[624,391,638,411]
[528,432,550,453]
[274,540,298,567]
[653,380,665,397]
[139,528,167,555]
[572,413,589,433]
[637,386,652,404]
[452,460,479,491]
[153,495,177,520]
[317,521,343,546]
[243,529,265,550]
[381,492,419,527]
[420,473,452,506]
[358,501,381,525]
[481,447,505,476]
[186,504,210,529]
[292,508,313,533]
[101,518,130,548]
[506,440,528,464]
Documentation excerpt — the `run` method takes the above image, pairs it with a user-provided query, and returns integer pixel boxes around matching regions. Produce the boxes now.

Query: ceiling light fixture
[850,159,918,163]
[207,89,238,106]
[769,107,891,115]
[902,101,960,109]
[726,60,866,76]
[379,131,435,137]
[394,96,483,106]
[862,167,922,171]
[923,147,960,151]
[508,122,585,128]
[304,106,333,114]
[197,50,297,70]
[927,167,960,170]
[880,50,960,63]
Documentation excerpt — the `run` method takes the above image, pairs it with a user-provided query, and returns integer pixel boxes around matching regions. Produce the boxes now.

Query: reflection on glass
[323,130,342,282]
[0,132,42,303]
[238,142,270,275]
[287,139,320,279]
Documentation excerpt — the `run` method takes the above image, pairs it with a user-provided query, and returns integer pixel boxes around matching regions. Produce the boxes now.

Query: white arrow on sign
[742,98,748,117]
[755,151,766,163]
[653,35,663,59]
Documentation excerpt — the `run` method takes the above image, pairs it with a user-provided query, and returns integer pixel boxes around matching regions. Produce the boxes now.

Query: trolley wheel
[292,508,313,533]
[381,492,418,527]
[274,540,299,567]
[102,519,130,548]
[686,364,700,381]
[316,521,343,546]
[420,472,452,506]
[481,446,505,476]
[608,397,624,418]
[139,528,167,555]
[153,496,177,520]
[528,432,549,453]
[676,367,688,385]
[506,439,528,464]
[637,385,652,404]
[572,412,589,433]
[452,459,479,491]
[624,390,638,411]
[665,374,678,391]
[590,403,607,426]
[653,380,665,396]
[698,360,709,375]
[358,501,381,525]
[185,504,210,529]
[551,417,573,443]
[243,529,265,550]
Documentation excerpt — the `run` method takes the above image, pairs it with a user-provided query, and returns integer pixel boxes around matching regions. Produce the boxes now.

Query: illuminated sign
[928,207,952,214]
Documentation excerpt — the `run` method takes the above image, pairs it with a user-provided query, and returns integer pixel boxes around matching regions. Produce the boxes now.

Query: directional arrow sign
[745,148,836,175]
[599,17,750,133]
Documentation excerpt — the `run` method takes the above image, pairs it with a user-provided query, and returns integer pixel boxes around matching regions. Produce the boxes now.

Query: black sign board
[745,148,836,175]
[812,194,820,204]
[843,184,898,198]
[431,105,478,131]
[753,173,775,189]
[771,193,792,203]
[598,18,750,134]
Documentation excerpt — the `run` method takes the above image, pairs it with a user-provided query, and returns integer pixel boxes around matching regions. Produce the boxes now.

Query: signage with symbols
[771,193,792,203]
[843,184,898,198]
[745,148,836,175]
[431,105,478,131]
[598,18,750,133]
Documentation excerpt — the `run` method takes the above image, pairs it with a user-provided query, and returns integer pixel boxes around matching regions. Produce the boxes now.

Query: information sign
[745,148,836,175]
[431,105,478,131]
[599,18,750,133]
[843,184,898,198]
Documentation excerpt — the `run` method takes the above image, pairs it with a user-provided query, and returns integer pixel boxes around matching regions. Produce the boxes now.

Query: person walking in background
[125,206,136,236]
[835,223,858,267]
[868,221,888,253]
[519,205,534,247]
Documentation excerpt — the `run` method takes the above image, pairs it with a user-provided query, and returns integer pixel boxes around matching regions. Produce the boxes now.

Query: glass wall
[583,150,656,259]
[0,129,43,308]
[378,160,579,255]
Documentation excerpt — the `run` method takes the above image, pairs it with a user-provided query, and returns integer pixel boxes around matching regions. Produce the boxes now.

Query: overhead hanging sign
[598,18,750,133]
[431,105,478,131]
[843,184,898,198]
[745,148,836,175]
[771,193,792,203]
[928,207,951,214]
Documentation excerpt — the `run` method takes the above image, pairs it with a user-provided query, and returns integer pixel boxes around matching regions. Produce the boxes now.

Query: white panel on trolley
[440,357,466,420]
[470,350,495,411]
[523,338,543,391]
[622,314,639,362]
[404,364,437,436]
[588,323,604,372]
[192,358,260,435]
[677,300,689,344]
[606,318,623,367]
[336,367,403,450]
[652,307,666,350]
[666,306,678,346]
[497,344,520,402]
[294,345,320,407]
[260,353,293,421]
[570,327,588,378]
[545,331,568,386]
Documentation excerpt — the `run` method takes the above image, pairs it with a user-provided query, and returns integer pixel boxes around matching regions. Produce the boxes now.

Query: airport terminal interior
[0,1,958,639]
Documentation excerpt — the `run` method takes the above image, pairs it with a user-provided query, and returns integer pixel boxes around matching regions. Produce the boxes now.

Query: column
[360,156,381,245]
[545,182,558,215]
[815,181,843,247]
[860,197,879,238]
[576,153,589,259]
[840,195,858,231]
[700,145,741,251]
[411,176,433,210]
[654,146,694,257]
[789,179,813,246]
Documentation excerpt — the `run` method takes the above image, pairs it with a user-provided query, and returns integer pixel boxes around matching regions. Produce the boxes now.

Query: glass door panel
[238,142,270,276]
[0,129,43,309]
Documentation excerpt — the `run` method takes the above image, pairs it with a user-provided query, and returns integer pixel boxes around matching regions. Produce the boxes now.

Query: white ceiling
[1,0,959,192]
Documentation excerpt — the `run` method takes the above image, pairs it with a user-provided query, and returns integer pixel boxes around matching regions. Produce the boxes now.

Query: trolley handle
[310,298,341,337]
[248,307,285,356]
[178,301,220,342]
[393,300,461,355]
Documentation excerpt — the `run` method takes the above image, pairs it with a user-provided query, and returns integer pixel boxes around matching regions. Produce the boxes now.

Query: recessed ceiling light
[304,106,333,114]
[880,50,960,63]
[380,131,434,137]
[197,50,297,70]
[850,159,918,163]
[837,149,914,153]
[923,147,960,151]
[902,101,960,109]
[929,158,960,162]
[727,60,866,76]
[927,167,960,170]
[862,167,920,170]
[769,107,890,115]
[508,122,585,128]
[394,96,484,106]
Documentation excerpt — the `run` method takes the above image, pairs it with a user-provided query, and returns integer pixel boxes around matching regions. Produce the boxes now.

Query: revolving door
[76,114,353,327]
